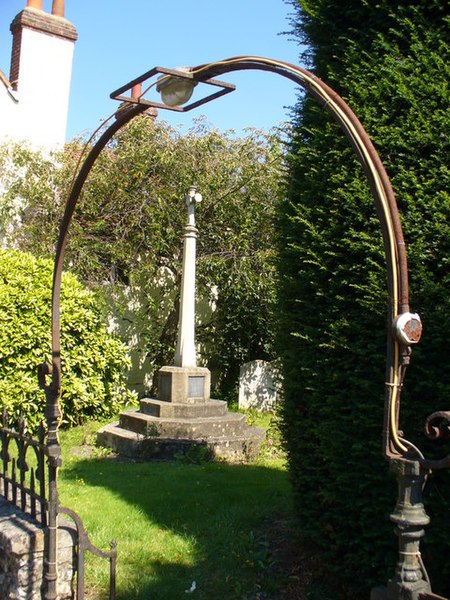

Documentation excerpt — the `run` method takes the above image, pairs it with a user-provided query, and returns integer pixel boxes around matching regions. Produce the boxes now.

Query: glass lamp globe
[156,68,197,107]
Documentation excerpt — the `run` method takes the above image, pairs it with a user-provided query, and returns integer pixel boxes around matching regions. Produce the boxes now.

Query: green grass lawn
[57,414,298,600]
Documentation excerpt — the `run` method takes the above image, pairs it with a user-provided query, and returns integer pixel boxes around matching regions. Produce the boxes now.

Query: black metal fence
[0,409,48,525]
[0,408,116,599]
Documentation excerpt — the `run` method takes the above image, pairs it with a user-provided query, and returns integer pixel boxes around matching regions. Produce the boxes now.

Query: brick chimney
[10,2,77,91]
[7,1,77,148]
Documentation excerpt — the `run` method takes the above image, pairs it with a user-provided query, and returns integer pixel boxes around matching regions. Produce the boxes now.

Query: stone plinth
[98,366,265,462]
[158,365,211,403]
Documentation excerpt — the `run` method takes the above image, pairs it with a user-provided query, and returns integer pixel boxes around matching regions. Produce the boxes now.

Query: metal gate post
[387,458,431,600]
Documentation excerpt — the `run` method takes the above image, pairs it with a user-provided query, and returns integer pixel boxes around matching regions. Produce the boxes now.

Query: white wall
[0,7,76,152]
[11,26,74,149]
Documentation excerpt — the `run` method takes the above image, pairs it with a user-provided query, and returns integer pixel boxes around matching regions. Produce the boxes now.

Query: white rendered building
[0,0,77,151]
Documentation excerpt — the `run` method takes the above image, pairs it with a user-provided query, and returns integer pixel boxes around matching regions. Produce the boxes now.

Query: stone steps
[97,422,265,462]
[118,408,248,439]
[96,365,266,462]
[139,398,228,419]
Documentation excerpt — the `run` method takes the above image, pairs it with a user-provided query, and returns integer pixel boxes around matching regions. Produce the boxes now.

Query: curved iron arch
[43,56,446,470]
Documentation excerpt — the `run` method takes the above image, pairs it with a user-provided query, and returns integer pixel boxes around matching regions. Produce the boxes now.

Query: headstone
[238,360,281,411]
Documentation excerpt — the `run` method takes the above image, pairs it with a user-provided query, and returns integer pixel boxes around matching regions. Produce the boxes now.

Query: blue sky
[0,0,304,139]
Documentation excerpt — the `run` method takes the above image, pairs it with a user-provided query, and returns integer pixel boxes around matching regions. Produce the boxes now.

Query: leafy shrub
[0,249,136,431]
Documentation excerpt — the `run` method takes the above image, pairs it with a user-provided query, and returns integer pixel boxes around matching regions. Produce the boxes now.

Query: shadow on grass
[59,453,301,600]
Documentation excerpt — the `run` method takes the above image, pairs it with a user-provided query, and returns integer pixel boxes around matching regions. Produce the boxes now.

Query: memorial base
[98,365,265,462]
[158,365,211,403]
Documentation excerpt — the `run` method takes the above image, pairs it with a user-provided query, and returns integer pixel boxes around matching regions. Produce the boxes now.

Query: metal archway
[44,56,427,461]
[40,56,449,599]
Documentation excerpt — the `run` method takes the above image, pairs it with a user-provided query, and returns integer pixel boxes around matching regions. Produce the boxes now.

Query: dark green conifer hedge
[277,1,449,596]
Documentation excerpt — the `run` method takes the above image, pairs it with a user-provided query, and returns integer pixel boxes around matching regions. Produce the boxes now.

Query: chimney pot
[51,0,65,17]
[27,0,43,8]
[131,84,142,100]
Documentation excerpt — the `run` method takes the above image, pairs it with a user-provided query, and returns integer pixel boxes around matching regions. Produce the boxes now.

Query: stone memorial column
[158,186,211,403]
[174,186,201,368]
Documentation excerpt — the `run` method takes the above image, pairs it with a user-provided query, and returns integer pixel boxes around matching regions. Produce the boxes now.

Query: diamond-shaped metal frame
[110,66,236,112]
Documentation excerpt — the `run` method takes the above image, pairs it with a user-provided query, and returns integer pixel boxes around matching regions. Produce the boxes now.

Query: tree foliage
[278,1,449,596]
[1,118,284,399]
[0,144,64,252]
[0,249,135,431]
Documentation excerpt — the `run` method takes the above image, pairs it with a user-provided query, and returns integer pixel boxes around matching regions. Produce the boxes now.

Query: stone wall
[0,498,76,599]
